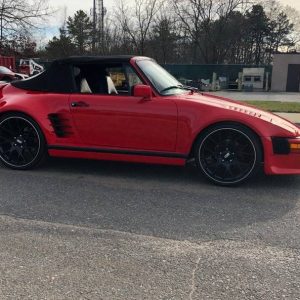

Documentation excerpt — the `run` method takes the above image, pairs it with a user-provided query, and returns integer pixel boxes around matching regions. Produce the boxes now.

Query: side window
[106,67,128,94]
[106,65,143,95]
[125,65,143,90]
[73,65,108,94]
[73,63,143,95]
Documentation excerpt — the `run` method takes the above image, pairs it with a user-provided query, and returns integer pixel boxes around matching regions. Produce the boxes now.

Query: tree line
[0,0,299,65]
[0,0,51,58]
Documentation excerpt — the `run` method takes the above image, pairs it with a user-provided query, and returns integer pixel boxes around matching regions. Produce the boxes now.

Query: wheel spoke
[0,126,14,135]
[0,136,11,143]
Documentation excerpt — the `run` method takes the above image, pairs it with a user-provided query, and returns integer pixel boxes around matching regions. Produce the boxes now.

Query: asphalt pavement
[0,158,299,299]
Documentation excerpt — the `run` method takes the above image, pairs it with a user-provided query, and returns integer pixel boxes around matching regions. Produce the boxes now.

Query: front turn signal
[289,139,300,153]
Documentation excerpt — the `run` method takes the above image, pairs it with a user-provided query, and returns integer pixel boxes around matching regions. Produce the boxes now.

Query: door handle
[71,101,89,108]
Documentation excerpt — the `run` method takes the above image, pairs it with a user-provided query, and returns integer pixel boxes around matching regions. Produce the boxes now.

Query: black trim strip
[48,145,188,159]
[272,137,290,155]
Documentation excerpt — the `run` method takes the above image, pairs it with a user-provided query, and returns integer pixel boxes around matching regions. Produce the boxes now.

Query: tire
[0,113,47,170]
[195,123,263,186]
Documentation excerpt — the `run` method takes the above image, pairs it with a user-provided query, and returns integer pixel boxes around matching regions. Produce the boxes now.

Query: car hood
[178,92,300,136]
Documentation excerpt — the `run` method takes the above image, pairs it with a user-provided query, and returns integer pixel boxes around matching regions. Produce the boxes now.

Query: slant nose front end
[264,136,300,175]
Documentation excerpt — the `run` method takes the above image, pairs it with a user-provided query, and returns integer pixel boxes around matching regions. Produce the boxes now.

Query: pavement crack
[188,255,201,300]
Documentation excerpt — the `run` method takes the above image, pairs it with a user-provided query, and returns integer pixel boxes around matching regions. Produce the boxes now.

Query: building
[242,68,265,90]
[271,53,300,92]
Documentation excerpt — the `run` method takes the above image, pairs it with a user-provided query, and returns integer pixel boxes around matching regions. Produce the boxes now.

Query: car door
[69,63,178,152]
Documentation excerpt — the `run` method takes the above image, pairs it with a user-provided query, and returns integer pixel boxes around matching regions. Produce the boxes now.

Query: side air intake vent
[48,113,73,137]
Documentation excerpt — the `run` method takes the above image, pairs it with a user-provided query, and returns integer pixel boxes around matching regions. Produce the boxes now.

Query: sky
[48,0,300,19]
[39,0,300,43]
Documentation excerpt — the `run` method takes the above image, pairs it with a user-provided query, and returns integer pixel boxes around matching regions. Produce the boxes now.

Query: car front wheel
[195,124,263,186]
[0,113,47,169]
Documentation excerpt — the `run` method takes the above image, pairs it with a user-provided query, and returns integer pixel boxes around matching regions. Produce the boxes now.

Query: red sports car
[0,56,299,185]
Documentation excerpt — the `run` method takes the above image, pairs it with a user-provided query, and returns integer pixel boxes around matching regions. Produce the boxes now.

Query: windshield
[136,60,187,95]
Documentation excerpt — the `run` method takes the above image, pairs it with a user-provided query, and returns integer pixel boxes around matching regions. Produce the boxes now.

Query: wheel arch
[0,109,49,141]
[0,110,40,125]
[189,121,264,162]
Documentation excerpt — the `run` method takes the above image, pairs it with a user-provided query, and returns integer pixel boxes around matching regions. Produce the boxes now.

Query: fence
[163,64,272,83]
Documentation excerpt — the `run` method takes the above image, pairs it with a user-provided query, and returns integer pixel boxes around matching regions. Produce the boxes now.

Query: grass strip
[244,101,300,113]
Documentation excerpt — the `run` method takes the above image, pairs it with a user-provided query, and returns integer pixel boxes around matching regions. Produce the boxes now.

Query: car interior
[73,63,144,96]
[73,64,131,95]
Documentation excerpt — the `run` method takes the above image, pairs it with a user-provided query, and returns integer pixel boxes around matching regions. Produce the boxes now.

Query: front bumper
[264,136,300,175]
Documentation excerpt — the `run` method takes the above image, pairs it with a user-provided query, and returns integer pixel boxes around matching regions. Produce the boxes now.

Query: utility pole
[91,0,106,54]
[0,2,4,44]
[92,0,97,53]
[96,0,106,53]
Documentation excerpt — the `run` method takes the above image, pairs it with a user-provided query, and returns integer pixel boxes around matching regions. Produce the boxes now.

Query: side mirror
[133,85,152,100]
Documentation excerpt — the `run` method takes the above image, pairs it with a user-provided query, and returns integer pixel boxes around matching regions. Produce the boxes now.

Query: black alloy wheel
[195,124,262,186]
[0,114,46,169]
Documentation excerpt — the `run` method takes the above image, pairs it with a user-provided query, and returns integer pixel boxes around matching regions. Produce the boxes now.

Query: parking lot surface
[0,158,299,299]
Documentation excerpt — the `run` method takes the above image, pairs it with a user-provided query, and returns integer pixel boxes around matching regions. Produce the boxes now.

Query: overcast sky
[48,0,300,22]
[49,0,300,17]
[41,0,300,42]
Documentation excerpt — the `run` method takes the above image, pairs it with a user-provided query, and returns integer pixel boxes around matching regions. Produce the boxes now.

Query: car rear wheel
[0,113,47,169]
[195,124,262,186]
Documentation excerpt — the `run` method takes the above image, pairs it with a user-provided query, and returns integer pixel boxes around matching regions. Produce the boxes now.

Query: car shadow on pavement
[0,157,299,247]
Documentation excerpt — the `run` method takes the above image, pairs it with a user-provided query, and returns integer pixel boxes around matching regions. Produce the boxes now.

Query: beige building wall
[271,54,300,92]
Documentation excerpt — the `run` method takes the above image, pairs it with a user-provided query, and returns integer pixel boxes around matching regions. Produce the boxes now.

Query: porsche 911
[0,56,299,186]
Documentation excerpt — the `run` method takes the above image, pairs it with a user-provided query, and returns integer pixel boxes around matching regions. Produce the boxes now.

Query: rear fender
[0,83,8,99]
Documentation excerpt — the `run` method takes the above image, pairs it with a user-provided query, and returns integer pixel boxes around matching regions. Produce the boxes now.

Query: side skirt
[48,145,188,166]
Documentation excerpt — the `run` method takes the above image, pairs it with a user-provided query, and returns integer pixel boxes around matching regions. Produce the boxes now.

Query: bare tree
[172,0,252,63]
[115,0,163,55]
[0,0,52,42]
[281,5,300,52]
[149,1,179,63]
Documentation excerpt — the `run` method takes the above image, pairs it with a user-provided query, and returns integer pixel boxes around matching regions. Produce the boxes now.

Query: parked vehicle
[0,56,299,186]
[19,59,44,76]
[0,66,28,82]
[0,56,16,71]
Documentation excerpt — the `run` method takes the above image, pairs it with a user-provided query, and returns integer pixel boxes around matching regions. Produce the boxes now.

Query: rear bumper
[264,137,300,175]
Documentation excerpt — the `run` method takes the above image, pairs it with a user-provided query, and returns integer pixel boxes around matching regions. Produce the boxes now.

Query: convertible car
[0,56,299,185]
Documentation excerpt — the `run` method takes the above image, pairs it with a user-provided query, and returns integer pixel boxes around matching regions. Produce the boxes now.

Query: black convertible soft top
[12,56,135,93]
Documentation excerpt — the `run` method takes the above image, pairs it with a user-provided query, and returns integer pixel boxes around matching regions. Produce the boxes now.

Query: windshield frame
[134,58,190,96]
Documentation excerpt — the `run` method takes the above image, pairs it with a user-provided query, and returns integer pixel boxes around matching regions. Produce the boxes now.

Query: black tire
[0,113,47,170]
[195,123,263,186]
